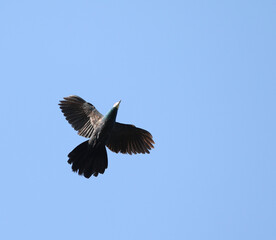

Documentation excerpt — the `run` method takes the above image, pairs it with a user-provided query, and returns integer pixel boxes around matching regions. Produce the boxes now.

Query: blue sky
[0,1,275,239]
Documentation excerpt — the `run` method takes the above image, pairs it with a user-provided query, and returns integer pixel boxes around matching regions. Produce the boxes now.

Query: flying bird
[59,95,154,178]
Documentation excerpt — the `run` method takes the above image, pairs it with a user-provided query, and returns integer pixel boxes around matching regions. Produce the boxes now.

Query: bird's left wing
[59,95,103,138]
[106,122,155,154]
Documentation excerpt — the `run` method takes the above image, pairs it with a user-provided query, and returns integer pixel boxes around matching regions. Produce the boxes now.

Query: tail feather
[83,147,108,178]
[68,140,108,178]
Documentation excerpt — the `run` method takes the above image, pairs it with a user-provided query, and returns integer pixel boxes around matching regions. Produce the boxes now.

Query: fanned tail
[68,141,108,178]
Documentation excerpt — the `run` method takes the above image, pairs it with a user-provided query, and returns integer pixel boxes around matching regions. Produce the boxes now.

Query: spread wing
[107,122,155,154]
[59,95,103,138]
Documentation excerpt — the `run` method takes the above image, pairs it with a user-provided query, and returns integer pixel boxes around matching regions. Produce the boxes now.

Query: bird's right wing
[106,122,155,154]
[59,95,103,138]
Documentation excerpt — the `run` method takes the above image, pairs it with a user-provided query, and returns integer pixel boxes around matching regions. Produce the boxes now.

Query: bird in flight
[59,95,154,178]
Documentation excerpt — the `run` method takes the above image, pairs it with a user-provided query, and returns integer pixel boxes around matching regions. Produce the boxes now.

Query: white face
[113,100,121,109]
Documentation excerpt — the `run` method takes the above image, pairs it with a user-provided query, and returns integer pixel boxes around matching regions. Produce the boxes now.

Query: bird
[59,95,155,178]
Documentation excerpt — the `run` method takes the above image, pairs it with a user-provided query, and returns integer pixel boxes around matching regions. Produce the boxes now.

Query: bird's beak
[113,100,121,109]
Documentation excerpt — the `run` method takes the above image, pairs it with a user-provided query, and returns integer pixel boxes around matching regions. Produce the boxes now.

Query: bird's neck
[104,107,118,122]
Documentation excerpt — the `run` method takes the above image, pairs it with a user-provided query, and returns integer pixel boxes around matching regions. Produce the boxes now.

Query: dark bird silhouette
[59,95,155,178]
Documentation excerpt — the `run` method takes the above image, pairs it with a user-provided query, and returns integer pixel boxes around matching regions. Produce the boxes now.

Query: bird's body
[88,106,118,147]
[59,96,154,178]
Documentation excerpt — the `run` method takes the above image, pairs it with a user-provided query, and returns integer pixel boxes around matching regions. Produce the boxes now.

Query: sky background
[0,1,275,239]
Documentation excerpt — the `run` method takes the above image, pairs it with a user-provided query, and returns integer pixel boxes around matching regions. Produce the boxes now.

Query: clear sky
[0,1,275,239]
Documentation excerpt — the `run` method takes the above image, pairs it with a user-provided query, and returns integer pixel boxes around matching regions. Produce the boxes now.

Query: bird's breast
[88,119,115,147]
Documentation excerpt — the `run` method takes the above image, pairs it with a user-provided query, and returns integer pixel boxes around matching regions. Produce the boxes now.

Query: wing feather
[107,122,154,154]
[59,95,103,138]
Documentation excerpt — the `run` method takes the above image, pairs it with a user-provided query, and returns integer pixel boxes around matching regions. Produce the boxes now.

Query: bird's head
[104,100,121,121]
